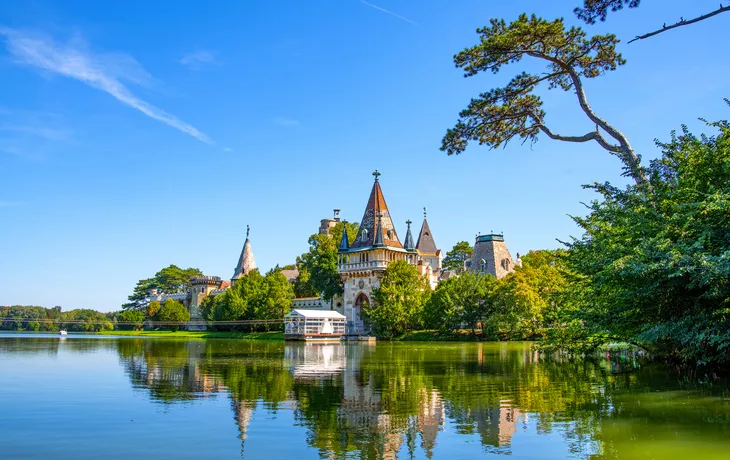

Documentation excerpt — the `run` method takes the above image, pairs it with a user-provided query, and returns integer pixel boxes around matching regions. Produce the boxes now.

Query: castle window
[502,259,511,271]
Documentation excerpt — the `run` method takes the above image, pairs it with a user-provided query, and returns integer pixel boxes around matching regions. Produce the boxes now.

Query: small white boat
[59,330,68,336]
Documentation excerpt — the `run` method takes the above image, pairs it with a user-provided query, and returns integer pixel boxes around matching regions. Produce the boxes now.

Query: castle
[148,226,257,328]
[336,170,443,333]
[149,170,518,332]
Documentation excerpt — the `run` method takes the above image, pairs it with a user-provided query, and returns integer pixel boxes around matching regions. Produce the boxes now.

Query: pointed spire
[416,211,438,255]
[338,220,350,252]
[232,225,256,281]
[404,220,416,251]
[351,170,403,249]
[373,212,385,247]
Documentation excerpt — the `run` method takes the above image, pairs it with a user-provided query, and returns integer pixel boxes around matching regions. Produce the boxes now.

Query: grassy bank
[97,330,284,340]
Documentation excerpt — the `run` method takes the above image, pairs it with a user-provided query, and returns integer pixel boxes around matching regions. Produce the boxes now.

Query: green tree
[122,278,154,311]
[123,265,202,310]
[154,265,203,293]
[263,269,295,321]
[293,266,319,298]
[296,221,359,304]
[424,272,497,336]
[442,241,473,274]
[157,298,190,332]
[118,309,145,330]
[560,116,730,364]
[495,250,571,339]
[146,300,161,319]
[63,309,114,332]
[365,260,430,337]
[441,13,646,185]
[206,269,270,330]
[574,1,729,43]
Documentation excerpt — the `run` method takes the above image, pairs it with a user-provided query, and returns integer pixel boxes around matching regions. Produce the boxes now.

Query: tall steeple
[232,225,256,282]
[403,220,416,251]
[415,208,438,255]
[351,170,403,249]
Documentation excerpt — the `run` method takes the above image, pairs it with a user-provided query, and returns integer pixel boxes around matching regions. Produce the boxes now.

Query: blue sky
[1,1,728,311]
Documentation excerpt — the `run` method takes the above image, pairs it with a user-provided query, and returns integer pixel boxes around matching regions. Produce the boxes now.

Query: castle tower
[188,275,222,330]
[338,170,415,333]
[469,233,515,279]
[415,208,441,288]
[319,209,341,235]
[232,225,256,284]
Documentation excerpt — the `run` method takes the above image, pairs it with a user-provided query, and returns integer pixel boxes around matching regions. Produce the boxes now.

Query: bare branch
[628,5,730,43]
[537,124,619,151]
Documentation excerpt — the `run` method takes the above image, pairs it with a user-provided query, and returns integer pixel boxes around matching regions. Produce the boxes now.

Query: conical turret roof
[416,210,438,255]
[403,220,416,251]
[350,170,403,249]
[232,225,256,280]
[338,221,350,252]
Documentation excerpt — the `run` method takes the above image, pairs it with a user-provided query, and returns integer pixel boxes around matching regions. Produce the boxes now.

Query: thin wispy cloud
[0,124,71,141]
[273,117,300,127]
[0,28,213,144]
[222,147,233,152]
[180,50,218,69]
[360,1,418,25]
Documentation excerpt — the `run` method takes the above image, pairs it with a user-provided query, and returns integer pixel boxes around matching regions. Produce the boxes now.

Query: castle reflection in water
[117,340,538,459]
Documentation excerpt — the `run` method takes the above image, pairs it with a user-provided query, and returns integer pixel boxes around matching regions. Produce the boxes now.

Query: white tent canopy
[284,309,346,338]
[285,309,346,319]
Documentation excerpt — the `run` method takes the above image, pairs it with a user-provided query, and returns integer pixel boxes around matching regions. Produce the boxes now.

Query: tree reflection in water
[115,340,730,459]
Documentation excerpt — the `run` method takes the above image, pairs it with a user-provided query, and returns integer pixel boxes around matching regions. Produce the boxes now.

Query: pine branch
[628,5,730,43]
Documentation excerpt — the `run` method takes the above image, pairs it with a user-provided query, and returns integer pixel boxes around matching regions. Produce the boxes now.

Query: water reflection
[2,335,730,459]
[113,339,730,459]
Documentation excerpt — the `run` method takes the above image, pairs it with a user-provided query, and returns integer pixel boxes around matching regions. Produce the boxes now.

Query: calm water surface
[1,334,729,459]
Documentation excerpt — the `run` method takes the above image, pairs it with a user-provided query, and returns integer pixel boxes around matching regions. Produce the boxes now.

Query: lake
[1,335,729,459]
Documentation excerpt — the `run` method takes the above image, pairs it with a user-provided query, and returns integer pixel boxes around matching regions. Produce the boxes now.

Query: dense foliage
[157,298,190,332]
[424,272,497,335]
[201,268,294,331]
[364,261,430,337]
[295,221,359,303]
[117,309,145,330]
[358,249,570,342]
[494,250,572,340]
[0,305,114,332]
[561,119,730,365]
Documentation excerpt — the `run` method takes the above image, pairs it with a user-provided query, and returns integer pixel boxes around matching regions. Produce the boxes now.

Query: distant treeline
[1,306,116,332]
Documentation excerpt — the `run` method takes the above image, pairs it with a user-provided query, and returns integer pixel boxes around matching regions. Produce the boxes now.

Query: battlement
[190,275,222,285]
[160,292,190,301]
